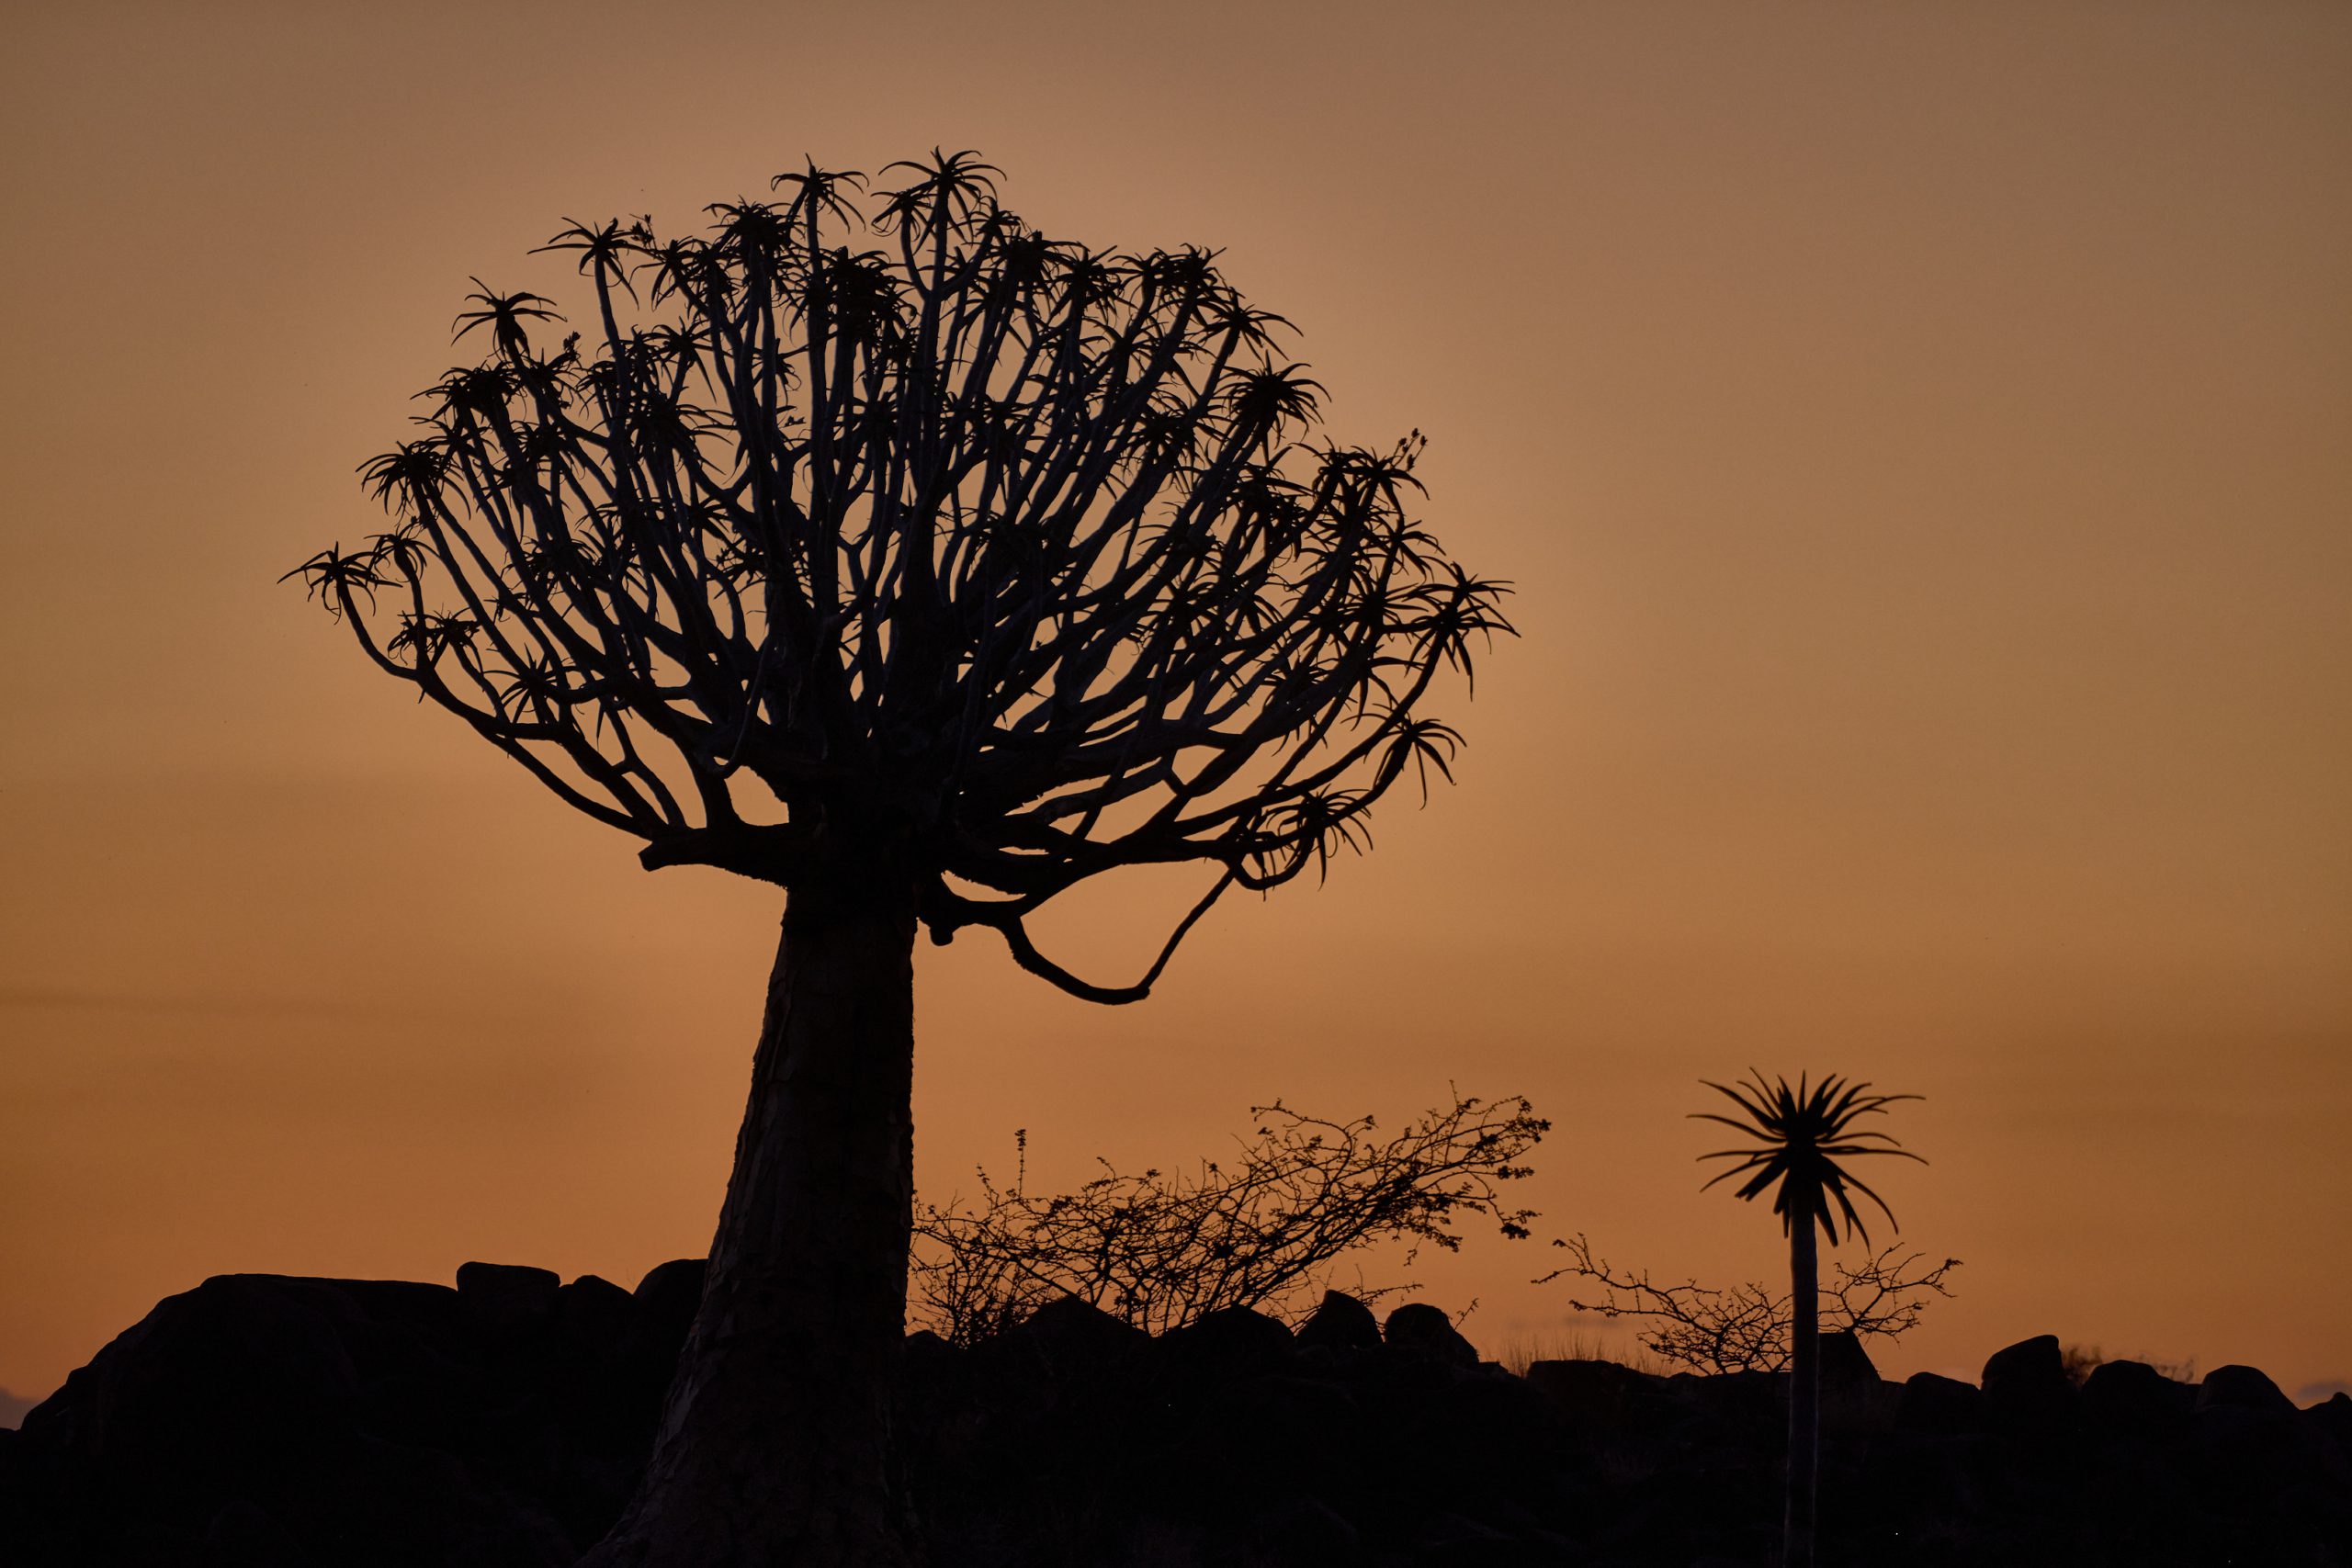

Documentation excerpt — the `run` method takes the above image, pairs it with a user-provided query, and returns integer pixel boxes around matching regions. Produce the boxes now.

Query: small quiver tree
[1693,1073,1923,1568]
[289,152,1510,1568]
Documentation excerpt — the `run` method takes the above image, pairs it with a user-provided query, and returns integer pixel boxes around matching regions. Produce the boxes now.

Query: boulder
[629,1258,706,1359]
[2190,1366,2352,1541]
[1161,1305,1299,1378]
[1981,1332,2065,1392]
[6,1274,581,1566]
[1979,1334,2076,1429]
[2081,1359,2193,1428]
[553,1274,640,1359]
[1383,1303,1480,1369]
[1294,1290,1383,1352]
[1010,1295,1148,1378]
[1894,1370,1984,1435]
[2304,1391,2352,1458]
[24,1276,381,1461]
[1819,1331,1895,1434]
[2196,1364,2295,1416]
[455,1262,560,1340]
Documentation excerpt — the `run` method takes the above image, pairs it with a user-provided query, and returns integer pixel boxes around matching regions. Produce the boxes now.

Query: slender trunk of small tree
[583,864,921,1568]
[1784,1197,1820,1568]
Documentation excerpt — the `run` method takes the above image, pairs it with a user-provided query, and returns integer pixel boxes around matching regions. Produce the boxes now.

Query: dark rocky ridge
[3,1269,2346,1566]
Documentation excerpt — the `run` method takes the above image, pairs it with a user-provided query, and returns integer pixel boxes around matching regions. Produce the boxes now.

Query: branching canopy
[290,152,1510,1000]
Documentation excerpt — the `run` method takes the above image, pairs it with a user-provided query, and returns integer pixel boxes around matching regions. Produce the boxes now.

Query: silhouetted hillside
[3,1267,2346,1566]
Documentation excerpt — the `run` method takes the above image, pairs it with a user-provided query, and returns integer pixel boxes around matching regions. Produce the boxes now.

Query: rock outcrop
[4,1280,2347,1566]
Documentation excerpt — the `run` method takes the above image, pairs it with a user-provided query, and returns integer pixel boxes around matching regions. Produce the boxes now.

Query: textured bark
[583,867,920,1568]
[1783,1206,1820,1568]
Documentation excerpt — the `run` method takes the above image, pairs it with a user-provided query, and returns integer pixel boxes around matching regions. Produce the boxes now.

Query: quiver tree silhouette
[288,151,1510,1567]
[1694,1073,1923,1568]
[912,1092,1546,1344]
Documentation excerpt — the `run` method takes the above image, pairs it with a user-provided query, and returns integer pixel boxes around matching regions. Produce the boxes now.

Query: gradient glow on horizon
[2,1,2346,1410]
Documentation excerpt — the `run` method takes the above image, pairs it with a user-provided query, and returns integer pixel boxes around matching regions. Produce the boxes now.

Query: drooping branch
[982,866,1238,1005]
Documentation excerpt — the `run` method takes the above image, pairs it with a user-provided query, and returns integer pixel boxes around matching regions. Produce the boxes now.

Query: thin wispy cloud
[0,987,378,1022]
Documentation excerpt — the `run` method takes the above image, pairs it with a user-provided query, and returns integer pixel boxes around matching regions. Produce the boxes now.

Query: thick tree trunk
[583,868,920,1568]
[1783,1210,1819,1568]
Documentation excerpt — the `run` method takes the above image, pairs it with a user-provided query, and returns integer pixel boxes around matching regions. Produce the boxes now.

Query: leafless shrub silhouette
[1536,1233,1960,1375]
[911,1092,1547,1343]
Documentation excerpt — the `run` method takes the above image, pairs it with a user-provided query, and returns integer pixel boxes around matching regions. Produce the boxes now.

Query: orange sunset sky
[2,1,2347,1417]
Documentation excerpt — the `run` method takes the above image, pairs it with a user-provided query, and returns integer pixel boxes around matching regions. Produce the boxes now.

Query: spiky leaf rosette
[288,152,1511,1000]
[1693,1072,1924,1244]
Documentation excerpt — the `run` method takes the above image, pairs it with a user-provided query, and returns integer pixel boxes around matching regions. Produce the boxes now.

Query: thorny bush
[910,1092,1547,1343]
